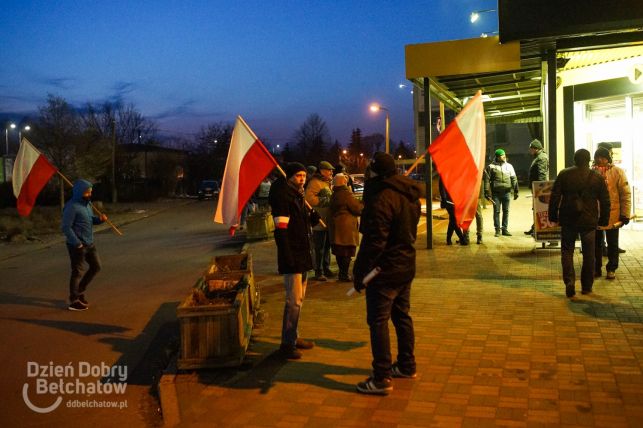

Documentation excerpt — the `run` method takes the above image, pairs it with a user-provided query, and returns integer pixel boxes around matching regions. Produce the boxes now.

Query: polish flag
[214,116,279,234]
[429,90,486,231]
[12,138,58,217]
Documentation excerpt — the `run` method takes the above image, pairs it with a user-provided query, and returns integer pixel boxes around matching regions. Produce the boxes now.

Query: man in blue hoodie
[62,179,107,311]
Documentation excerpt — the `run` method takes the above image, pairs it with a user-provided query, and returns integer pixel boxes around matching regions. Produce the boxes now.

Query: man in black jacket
[548,149,610,298]
[525,139,549,235]
[269,162,320,359]
[353,152,421,395]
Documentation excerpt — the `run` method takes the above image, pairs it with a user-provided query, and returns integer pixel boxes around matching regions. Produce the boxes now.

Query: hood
[71,179,93,202]
[364,174,421,203]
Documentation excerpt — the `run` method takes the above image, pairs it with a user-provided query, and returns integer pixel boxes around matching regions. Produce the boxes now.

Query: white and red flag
[429,90,486,231]
[12,138,57,217]
[214,116,279,234]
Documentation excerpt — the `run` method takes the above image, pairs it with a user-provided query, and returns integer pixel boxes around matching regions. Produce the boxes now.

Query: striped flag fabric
[12,138,57,217]
[214,116,279,234]
[429,90,486,231]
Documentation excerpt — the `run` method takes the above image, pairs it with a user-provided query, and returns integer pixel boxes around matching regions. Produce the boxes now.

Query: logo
[22,361,128,414]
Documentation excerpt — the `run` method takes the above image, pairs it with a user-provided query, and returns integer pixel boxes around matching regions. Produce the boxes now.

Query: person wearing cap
[525,139,549,235]
[595,143,626,256]
[328,173,363,282]
[548,149,610,298]
[305,160,336,281]
[268,162,321,359]
[592,147,631,280]
[62,179,108,311]
[484,148,519,237]
[353,152,421,395]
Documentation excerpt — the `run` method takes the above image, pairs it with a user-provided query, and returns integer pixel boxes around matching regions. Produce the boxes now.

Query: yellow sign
[629,64,643,84]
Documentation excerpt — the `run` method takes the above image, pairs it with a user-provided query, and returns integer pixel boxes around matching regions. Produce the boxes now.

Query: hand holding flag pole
[57,171,123,236]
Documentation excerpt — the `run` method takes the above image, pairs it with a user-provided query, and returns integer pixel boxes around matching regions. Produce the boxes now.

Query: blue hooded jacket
[61,179,103,246]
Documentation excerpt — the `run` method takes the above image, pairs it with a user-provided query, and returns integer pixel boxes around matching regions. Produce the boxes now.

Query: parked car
[349,173,365,199]
[197,180,220,200]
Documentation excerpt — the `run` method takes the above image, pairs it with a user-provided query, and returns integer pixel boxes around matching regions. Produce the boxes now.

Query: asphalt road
[0,200,243,427]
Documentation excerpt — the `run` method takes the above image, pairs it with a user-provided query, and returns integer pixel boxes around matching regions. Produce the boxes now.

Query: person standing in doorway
[525,139,549,235]
[593,147,631,280]
[62,179,107,311]
[485,148,519,237]
[548,149,610,298]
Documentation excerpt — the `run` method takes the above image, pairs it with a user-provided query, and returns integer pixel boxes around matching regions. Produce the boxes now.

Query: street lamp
[5,123,16,155]
[470,9,495,23]
[369,103,390,154]
[19,125,30,145]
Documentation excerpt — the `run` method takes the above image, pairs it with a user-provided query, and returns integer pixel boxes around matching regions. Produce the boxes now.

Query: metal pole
[385,111,390,154]
[424,77,433,250]
[4,128,8,156]
[111,120,118,203]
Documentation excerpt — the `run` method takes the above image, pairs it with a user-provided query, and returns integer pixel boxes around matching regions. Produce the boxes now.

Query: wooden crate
[177,282,253,370]
[205,253,259,314]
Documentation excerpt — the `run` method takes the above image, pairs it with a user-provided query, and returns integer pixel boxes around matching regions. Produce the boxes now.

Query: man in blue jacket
[62,179,107,311]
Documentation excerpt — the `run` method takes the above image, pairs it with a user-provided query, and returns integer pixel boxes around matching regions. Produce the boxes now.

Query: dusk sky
[0,0,498,148]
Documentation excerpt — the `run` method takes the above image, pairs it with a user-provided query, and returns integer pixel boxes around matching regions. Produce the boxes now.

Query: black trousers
[560,226,595,294]
[67,244,102,302]
[366,278,415,380]
[595,229,619,273]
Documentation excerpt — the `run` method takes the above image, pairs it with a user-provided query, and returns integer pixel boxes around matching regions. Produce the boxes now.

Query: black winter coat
[548,165,610,230]
[353,174,421,286]
[268,177,318,274]
[528,150,549,186]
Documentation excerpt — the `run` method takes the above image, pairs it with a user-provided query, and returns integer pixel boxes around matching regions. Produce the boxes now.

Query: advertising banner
[532,180,561,242]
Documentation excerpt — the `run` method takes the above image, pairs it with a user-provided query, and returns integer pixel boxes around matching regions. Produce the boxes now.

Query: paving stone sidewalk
[169,197,643,427]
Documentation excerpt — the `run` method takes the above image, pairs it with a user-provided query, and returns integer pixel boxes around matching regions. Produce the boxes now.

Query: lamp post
[5,123,16,156]
[18,125,30,145]
[369,103,390,154]
[470,9,495,23]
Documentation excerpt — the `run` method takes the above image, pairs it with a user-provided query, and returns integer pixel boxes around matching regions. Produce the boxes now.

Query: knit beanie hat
[369,152,396,177]
[495,148,505,157]
[285,162,306,178]
[529,139,543,150]
[594,147,612,163]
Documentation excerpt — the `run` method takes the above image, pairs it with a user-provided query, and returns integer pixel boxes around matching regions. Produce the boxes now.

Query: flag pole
[56,171,123,236]
[237,116,326,228]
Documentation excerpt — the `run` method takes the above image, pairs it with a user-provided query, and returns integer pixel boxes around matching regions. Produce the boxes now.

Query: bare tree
[291,113,331,164]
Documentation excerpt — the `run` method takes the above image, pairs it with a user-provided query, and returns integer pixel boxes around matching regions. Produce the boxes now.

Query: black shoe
[295,338,315,349]
[279,344,302,360]
[356,377,392,395]
[446,240,453,245]
[502,230,512,236]
[391,362,417,379]
[312,273,327,282]
[594,271,602,278]
[78,295,89,307]
[68,300,88,311]
[565,285,575,298]
[618,248,626,254]
[324,270,337,278]
[476,236,482,245]
[494,230,500,237]
[581,289,593,295]
[524,227,534,235]
[337,275,352,283]
[459,238,469,246]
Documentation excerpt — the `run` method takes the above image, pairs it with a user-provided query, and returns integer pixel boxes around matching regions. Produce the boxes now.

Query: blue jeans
[561,226,595,294]
[365,279,415,381]
[492,192,511,231]
[282,272,308,346]
[67,244,101,302]
[312,230,331,274]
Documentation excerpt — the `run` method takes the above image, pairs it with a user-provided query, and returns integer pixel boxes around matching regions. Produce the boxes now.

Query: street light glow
[369,104,380,112]
[369,103,390,154]
[10,123,16,129]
